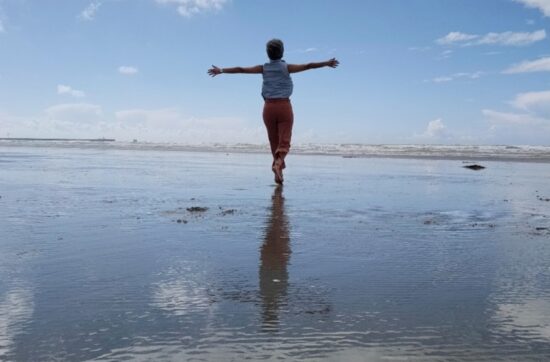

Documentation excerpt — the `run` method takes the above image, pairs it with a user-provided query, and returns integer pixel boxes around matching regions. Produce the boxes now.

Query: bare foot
[272,159,284,184]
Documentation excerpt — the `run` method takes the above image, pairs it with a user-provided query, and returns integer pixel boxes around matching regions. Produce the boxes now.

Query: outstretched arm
[287,58,339,74]
[208,65,263,77]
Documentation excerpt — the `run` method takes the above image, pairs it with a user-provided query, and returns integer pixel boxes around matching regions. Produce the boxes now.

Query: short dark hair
[266,39,284,60]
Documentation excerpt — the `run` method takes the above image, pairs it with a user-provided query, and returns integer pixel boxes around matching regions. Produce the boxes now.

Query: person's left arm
[287,58,339,73]
[208,65,263,77]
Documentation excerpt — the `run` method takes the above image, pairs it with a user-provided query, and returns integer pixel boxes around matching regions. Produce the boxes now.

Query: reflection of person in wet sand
[259,186,290,329]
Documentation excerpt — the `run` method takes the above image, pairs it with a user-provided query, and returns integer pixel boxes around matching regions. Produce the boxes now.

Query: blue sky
[0,0,549,145]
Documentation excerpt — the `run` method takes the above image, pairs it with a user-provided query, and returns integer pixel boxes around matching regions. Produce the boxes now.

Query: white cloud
[293,47,320,53]
[412,119,460,143]
[0,4,5,33]
[57,84,86,98]
[432,76,453,83]
[436,29,546,46]
[482,109,543,126]
[1,106,266,143]
[483,90,550,143]
[45,103,104,123]
[510,90,550,116]
[514,0,550,17]
[458,71,483,79]
[154,0,228,17]
[408,46,432,52]
[485,90,550,121]
[435,49,453,60]
[79,1,102,21]
[503,56,550,74]
[476,29,546,46]
[436,32,478,45]
[429,71,484,83]
[118,66,139,75]
[113,108,263,143]
[423,119,447,138]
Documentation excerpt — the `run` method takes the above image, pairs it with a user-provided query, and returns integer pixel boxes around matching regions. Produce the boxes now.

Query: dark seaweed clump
[463,164,485,170]
[187,206,209,212]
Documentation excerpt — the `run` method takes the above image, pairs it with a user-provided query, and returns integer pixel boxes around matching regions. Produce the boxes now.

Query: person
[208,39,339,184]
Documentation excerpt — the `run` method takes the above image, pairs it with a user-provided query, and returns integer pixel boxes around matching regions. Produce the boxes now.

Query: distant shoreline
[0,138,116,142]
[1,139,550,164]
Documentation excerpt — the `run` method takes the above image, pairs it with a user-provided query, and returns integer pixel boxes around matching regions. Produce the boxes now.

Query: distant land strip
[1,140,550,163]
[0,138,115,142]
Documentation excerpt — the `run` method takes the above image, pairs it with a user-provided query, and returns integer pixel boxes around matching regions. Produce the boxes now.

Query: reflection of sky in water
[151,265,214,317]
[0,283,34,359]
[496,300,550,341]
[489,227,550,347]
[1,147,550,360]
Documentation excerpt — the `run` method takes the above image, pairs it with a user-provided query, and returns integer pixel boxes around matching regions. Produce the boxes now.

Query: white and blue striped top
[262,59,293,99]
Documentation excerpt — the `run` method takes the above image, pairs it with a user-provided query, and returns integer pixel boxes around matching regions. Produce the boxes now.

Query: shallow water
[1,146,550,361]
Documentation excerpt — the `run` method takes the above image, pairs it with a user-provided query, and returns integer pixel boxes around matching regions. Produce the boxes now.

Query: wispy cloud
[477,29,546,46]
[510,90,550,115]
[483,90,550,142]
[154,0,228,17]
[57,84,86,98]
[428,71,484,83]
[436,29,546,46]
[408,46,432,52]
[436,32,478,45]
[0,4,6,33]
[293,47,319,53]
[118,66,139,75]
[431,76,453,83]
[437,49,453,60]
[514,0,550,17]
[79,1,102,21]
[483,109,544,126]
[503,56,550,74]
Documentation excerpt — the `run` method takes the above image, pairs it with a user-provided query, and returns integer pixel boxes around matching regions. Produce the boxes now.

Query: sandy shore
[1,146,550,361]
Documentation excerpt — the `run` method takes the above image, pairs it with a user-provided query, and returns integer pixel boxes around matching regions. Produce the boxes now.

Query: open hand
[327,58,339,68]
[208,65,222,77]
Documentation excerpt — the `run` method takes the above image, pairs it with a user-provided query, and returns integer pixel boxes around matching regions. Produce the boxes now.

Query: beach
[1,143,550,361]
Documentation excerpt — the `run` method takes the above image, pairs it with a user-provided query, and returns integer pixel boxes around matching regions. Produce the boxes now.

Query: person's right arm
[208,65,263,77]
[287,58,339,73]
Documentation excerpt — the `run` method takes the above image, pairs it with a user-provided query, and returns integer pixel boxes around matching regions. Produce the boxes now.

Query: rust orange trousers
[263,98,294,168]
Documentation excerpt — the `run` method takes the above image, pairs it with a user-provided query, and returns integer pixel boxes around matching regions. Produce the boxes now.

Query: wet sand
[1,146,550,361]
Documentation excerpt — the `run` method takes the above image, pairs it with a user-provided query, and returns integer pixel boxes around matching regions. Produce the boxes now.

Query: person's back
[262,59,293,100]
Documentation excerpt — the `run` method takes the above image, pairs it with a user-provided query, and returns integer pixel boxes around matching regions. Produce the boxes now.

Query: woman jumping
[208,39,339,184]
